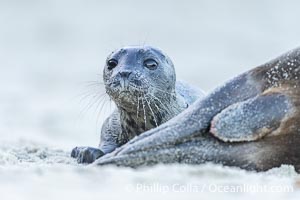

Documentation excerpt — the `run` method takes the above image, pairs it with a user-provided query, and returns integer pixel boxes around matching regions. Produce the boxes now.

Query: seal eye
[107,59,118,70]
[144,59,158,70]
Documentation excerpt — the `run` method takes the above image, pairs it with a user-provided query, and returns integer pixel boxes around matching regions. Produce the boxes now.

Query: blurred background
[1,0,300,149]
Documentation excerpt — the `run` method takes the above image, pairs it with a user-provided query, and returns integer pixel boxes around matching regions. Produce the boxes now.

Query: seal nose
[118,70,132,89]
[119,71,132,79]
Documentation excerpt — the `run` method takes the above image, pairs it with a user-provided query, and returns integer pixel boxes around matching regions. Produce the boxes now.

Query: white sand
[0,141,299,200]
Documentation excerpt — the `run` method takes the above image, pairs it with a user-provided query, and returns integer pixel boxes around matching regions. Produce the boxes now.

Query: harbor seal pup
[96,47,300,172]
[71,46,205,163]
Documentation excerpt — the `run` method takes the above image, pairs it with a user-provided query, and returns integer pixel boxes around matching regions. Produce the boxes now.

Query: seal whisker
[78,91,105,104]
[79,92,107,117]
[86,92,107,118]
[141,94,147,129]
[148,97,163,120]
[136,93,140,119]
[95,94,110,123]
[86,92,107,110]
[146,93,174,117]
[95,96,106,124]
[144,94,158,127]
[79,80,105,101]
[148,85,176,97]
[84,80,105,86]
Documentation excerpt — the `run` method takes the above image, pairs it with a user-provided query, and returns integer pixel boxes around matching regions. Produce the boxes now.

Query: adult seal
[95,47,300,172]
[71,46,205,163]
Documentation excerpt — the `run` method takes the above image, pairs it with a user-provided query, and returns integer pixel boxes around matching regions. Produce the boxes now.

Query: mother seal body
[94,47,300,172]
[71,46,205,163]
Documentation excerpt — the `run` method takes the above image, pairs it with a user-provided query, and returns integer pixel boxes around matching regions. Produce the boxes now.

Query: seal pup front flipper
[71,147,105,163]
[210,92,293,142]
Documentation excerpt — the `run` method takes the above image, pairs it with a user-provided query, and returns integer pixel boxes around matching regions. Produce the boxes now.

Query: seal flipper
[71,147,104,164]
[210,93,292,142]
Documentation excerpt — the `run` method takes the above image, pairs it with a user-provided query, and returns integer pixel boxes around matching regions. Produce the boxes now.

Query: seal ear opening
[210,93,292,142]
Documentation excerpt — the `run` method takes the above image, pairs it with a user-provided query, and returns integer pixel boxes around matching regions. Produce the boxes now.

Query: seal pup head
[103,45,176,112]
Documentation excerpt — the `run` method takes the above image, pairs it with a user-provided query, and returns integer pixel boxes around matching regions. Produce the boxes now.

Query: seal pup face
[103,46,176,111]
